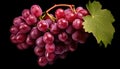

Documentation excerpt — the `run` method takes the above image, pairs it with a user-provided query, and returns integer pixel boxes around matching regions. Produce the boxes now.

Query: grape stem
[40,4,76,21]
[46,4,75,13]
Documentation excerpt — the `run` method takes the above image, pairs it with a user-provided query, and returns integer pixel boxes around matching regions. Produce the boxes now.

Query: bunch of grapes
[10,4,89,67]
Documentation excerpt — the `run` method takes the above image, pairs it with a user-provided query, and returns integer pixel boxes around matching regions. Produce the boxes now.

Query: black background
[0,0,120,68]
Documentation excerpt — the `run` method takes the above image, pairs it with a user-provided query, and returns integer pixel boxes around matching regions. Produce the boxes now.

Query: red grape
[10,5,90,67]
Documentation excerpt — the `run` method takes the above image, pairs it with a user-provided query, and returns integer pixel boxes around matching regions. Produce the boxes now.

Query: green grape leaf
[83,1,115,47]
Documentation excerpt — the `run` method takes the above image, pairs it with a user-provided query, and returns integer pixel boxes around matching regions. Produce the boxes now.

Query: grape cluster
[10,4,89,67]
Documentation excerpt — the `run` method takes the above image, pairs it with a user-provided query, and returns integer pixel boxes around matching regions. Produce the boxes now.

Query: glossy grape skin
[37,20,49,32]
[19,23,31,33]
[55,8,65,19]
[38,56,48,67]
[31,5,43,17]
[57,18,68,29]
[72,19,83,30]
[16,33,26,43]
[25,14,37,25]
[43,32,54,44]
[45,52,55,62]
[45,43,55,53]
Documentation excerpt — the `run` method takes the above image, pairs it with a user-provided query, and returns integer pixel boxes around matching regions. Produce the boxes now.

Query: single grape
[16,33,26,43]
[10,26,19,34]
[58,32,68,42]
[45,43,55,53]
[22,9,30,19]
[50,23,60,35]
[72,31,81,42]
[13,16,23,27]
[30,27,40,39]
[36,36,45,48]
[55,8,65,19]
[72,19,83,30]
[76,12,83,20]
[19,23,31,33]
[34,46,45,56]
[38,56,48,67]
[10,34,17,43]
[76,7,88,16]
[26,35,34,45]
[76,7,84,13]
[57,18,68,29]
[37,20,49,32]
[25,14,37,25]
[31,5,42,17]
[45,52,55,62]
[43,32,54,44]
[66,25,75,34]
[64,9,76,22]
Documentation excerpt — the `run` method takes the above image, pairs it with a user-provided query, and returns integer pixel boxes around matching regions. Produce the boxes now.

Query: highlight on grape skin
[10,4,89,67]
